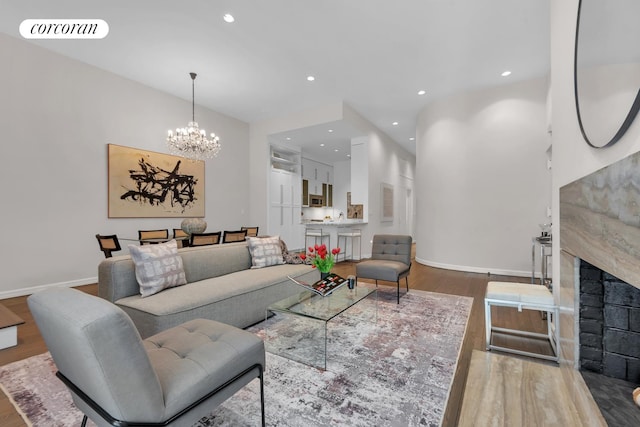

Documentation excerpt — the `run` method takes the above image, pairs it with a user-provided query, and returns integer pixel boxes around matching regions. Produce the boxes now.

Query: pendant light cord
[190,72,197,122]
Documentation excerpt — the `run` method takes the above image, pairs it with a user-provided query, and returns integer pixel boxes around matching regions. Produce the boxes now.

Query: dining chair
[95,234,122,258]
[222,229,248,243]
[138,229,169,245]
[173,228,189,248]
[241,226,259,237]
[190,231,222,246]
[355,234,412,304]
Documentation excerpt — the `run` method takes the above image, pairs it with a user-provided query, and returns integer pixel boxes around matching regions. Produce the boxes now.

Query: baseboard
[414,257,531,278]
[0,277,98,300]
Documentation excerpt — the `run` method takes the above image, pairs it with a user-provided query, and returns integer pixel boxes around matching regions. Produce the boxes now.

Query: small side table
[531,236,552,288]
[0,304,24,349]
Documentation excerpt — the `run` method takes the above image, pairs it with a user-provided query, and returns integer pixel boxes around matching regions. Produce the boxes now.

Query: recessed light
[334,149,339,152]
[409,137,415,141]
[307,75,315,81]
[501,70,511,77]
[320,143,325,147]
[223,13,235,23]
[286,137,291,141]
[418,90,426,96]
[328,129,333,133]
[347,154,351,158]
[392,122,399,126]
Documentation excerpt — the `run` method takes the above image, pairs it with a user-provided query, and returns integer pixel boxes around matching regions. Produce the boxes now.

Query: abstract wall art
[381,183,394,222]
[108,144,205,218]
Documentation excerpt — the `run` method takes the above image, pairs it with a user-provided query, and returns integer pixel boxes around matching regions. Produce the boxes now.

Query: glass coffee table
[265,284,377,370]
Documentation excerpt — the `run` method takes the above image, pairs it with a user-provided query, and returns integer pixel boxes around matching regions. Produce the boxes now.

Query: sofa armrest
[98,256,140,302]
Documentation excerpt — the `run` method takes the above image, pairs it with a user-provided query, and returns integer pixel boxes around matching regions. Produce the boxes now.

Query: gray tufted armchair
[28,287,265,427]
[356,234,412,303]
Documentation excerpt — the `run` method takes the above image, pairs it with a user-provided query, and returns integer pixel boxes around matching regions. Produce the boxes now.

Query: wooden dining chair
[95,234,122,258]
[222,229,248,243]
[190,232,222,246]
[173,228,189,248]
[241,226,259,237]
[138,229,169,245]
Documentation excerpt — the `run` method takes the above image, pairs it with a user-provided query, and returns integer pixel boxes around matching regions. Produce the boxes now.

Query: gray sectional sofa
[98,241,317,338]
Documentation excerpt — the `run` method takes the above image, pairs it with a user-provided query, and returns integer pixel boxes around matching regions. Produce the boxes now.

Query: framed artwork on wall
[381,183,394,222]
[107,144,205,218]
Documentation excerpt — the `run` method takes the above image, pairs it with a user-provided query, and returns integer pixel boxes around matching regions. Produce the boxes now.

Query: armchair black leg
[406,276,409,293]
[259,367,265,427]
[396,280,400,304]
[81,415,88,427]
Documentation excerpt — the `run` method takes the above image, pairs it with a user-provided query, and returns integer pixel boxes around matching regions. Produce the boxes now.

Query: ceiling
[0,1,550,163]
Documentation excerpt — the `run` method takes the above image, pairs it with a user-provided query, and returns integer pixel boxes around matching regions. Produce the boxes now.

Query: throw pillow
[128,240,187,297]
[280,238,305,264]
[247,235,285,269]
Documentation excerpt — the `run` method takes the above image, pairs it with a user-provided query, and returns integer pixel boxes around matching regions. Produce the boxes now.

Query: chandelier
[167,72,221,160]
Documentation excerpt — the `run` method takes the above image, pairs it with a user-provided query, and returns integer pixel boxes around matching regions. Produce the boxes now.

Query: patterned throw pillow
[280,238,305,264]
[128,240,187,297]
[246,235,285,269]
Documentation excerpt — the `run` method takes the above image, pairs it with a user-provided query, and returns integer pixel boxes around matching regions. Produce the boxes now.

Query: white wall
[343,105,416,252]
[415,77,552,276]
[550,0,640,281]
[0,34,250,297]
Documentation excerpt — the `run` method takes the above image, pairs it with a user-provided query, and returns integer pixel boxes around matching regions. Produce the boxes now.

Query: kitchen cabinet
[270,169,300,207]
[301,157,333,207]
[322,183,333,207]
[269,167,303,249]
[302,179,309,206]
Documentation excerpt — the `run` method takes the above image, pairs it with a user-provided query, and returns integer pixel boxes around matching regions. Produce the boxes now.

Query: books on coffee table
[287,273,348,297]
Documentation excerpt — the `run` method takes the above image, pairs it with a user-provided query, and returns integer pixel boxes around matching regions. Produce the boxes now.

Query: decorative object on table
[167,72,221,160]
[539,222,552,238]
[107,144,205,218]
[181,217,207,235]
[347,274,356,289]
[301,244,340,279]
[286,273,347,297]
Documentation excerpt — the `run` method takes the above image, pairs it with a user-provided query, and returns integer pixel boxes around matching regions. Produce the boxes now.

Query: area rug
[0,287,472,427]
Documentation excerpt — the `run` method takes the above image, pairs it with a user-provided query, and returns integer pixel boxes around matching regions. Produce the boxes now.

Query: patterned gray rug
[0,287,472,427]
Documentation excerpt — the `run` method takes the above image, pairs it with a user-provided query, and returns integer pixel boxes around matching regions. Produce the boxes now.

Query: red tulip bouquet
[300,244,340,274]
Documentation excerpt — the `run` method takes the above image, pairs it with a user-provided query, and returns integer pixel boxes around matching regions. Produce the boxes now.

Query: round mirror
[574,0,640,148]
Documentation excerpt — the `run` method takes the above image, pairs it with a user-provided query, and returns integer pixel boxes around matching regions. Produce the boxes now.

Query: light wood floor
[0,249,548,427]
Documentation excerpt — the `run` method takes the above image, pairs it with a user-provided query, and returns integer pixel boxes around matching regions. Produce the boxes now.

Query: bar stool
[305,227,330,249]
[337,228,361,262]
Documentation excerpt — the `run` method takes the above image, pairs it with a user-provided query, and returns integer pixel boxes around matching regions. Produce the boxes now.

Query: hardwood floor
[0,249,547,426]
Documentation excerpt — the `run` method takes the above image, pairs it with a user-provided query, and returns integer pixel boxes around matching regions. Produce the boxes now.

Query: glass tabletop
[268,284,376,323]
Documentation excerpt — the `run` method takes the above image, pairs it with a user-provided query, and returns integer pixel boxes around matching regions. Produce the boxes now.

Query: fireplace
[560,151,640,425]
[579,260,640,382]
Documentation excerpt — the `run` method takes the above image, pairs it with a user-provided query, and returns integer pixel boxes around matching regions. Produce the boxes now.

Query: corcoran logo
[19,19,109,39]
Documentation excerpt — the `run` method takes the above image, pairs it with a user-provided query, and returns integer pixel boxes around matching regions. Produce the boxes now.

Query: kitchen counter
[302,220,367,226]
[302,221,366,260]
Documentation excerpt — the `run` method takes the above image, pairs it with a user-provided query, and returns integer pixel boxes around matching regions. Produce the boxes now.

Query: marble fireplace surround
[559,150,640,424]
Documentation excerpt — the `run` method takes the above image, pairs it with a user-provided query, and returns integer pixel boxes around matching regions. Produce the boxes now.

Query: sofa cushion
[128,240,187,297]
[116,263,314,316]
[246,236,285,268]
